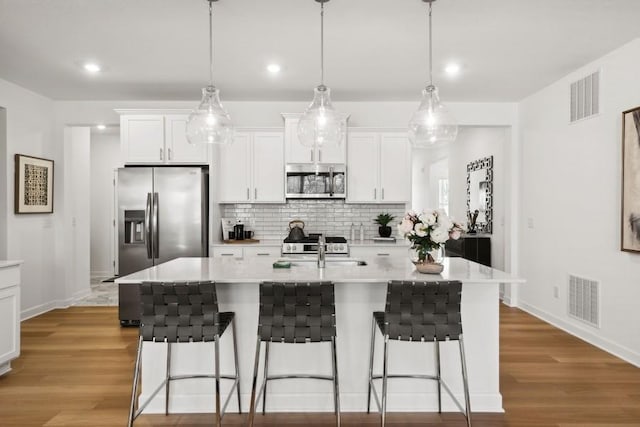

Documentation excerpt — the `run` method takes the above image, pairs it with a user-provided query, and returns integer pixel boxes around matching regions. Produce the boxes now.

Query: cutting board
[222,239,261,244]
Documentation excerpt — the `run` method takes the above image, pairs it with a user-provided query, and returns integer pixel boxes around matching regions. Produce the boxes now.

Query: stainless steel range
[282,234,349,256]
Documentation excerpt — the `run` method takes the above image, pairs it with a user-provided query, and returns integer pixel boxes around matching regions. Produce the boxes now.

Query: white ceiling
[0,0,639,102]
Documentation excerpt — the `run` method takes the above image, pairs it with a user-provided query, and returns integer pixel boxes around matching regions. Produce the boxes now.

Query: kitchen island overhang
[116,256,523,414]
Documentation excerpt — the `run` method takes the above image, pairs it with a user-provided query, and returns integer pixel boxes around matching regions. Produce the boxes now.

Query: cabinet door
[285,118,314,164]
[318,141,346,164]
[379,133,411,203]
[121,115,165,163]
[244,246,281,258]
[165,115,209,163]
[0,284,19,368]
[218,133,251,203]
[347,132,379,203]
[253,132,285,203]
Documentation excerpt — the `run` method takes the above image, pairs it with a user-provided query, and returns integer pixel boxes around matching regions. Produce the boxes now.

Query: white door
[253,132,285,203]
[218,132,251,203]
[347,132,379,203]
[285,118,314,164]
[165,115,208,163]
[121,115,165,163]
[379,133,411,203]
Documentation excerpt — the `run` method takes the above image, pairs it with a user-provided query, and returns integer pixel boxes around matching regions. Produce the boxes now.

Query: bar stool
[367,280,471,427]
[247,281,340,427]
[127,281,241,427]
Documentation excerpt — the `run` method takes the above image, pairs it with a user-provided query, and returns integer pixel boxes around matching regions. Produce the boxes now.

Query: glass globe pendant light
[408,0,458,146]
[186,0,233,145]
[297,0,344,150]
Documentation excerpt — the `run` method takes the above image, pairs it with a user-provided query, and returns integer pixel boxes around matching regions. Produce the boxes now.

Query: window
[438,178,449,214]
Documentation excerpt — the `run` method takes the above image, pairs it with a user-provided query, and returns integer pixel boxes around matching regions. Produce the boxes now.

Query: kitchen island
[117,256,523,414]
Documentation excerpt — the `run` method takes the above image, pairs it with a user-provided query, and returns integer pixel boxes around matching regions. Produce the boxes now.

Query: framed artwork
[14,154,54,214]
[622,106,640,252]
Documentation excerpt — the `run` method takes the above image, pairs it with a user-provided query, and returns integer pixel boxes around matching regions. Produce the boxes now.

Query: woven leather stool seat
[128,281,241,427]
[368,280,471,427]
[248,281,340,427]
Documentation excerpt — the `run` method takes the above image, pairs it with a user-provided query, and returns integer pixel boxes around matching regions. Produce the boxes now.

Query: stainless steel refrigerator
[117,166,208,325]
[117,166,209,276]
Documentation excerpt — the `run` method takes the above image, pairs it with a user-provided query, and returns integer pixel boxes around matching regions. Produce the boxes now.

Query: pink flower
[450,230,462,240]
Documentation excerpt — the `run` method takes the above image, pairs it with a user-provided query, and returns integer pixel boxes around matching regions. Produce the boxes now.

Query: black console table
[445,234,491,267]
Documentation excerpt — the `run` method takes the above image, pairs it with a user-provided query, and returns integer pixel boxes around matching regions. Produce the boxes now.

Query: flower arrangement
[398,209,464,263]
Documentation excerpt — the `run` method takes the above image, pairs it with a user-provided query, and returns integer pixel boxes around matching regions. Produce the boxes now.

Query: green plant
[374,213,395,227]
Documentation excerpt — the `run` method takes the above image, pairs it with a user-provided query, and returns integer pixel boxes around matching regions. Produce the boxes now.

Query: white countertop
[0,260,23,268]
[116,256,524,285]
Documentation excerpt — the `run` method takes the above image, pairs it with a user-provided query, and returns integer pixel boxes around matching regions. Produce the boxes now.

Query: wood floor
[0,306,639,427]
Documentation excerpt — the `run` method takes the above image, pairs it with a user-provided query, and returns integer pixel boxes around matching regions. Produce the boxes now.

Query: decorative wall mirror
[466,156,493,234]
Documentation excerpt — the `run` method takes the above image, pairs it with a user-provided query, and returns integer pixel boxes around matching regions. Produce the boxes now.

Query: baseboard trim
[518,301,640,368]
[20,289,92,321]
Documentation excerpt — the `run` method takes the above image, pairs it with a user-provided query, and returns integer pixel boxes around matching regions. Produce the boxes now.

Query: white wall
[89,129,120,277]
[0,78,62,318]
[0,108,7,259]
[518,38,640,366]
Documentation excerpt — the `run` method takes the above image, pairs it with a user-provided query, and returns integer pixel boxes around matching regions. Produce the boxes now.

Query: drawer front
[0,286,20,365]
[243,247,281,258]
[0,266,20,291]
[211,247,243,258]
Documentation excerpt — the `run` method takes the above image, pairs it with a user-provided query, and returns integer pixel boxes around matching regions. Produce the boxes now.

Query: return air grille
[570,71,600,122]
[568,274,599,328]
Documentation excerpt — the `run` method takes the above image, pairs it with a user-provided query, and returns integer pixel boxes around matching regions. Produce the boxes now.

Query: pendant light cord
[428,0,433,87]
[320,2,325,86]
[208,0,214,87]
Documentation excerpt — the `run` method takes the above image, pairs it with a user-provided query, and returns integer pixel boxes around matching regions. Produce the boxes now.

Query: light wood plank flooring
[0,305,638,426]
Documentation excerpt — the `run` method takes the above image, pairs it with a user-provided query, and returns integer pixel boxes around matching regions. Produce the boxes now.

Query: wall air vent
[570,70,600,123]
[568,274,599,328]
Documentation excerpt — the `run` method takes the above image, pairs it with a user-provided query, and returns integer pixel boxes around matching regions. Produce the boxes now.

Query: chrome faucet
[317,235,326,268]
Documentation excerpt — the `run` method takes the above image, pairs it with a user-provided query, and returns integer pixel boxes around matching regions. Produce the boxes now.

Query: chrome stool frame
[367,280,471,427]
[127,281,241,427]
[247,281,340,427]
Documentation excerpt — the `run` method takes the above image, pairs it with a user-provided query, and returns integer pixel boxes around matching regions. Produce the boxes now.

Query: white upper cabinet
[282,113,349,164]
[217,130,285,204]
[347,130,411,204]
[118,111,209,165]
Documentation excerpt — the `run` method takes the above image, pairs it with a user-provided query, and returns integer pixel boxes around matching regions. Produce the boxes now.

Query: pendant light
[297,0,344,150]
[408,0,458,146]
[186,0,233,145]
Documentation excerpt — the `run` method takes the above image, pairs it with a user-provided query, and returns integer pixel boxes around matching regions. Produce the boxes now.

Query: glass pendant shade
[409,85,458,146]
[186,86,233,145]
[297,85,344,148]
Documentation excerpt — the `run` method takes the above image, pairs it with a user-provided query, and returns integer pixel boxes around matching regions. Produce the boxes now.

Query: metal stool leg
[214,335,221,427]
[262,341,270,415]
[367,316,376,414]
[434,340,441,413]
[331,337,341,427]
[459,335,472,427]
[165,343,171,415]
[381,336,389,427]
[128,336,143,427]
[247,336,262,427]
[231,317,242,414]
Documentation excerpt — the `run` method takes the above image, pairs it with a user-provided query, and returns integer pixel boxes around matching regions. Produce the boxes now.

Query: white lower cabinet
[0,262,21,376]
[211,246,281,259]
[347,131,411,203]
[350,245,408,259]
[217,131,285,203]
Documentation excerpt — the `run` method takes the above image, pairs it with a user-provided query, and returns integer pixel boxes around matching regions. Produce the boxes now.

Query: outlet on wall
[553,285,559,299]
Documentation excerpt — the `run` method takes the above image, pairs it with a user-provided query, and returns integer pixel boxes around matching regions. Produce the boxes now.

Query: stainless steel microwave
[285,164,346,199]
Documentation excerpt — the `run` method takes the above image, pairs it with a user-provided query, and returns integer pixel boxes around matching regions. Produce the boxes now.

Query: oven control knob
[337,244,343,251]
[291,244,297,252]
[285,244,291,252]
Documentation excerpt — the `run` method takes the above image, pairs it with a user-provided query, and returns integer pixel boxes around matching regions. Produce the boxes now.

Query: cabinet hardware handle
[377,253,390,256]
[311,150,314,162]
[319,150,322,162]
[168,148,172,160]
[374,188,377,199]
[160,148,163,161]
[221,253,234,256]
[257,253,270,256]
[254,188,257,200]
[247,188,250,200]
[382,188,385,200]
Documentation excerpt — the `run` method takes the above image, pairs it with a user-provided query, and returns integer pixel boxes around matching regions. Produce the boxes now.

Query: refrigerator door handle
[153,192,159,259]
[145,193,152,259]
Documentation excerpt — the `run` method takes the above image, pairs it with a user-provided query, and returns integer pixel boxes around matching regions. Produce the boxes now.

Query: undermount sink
[277,257,367,267]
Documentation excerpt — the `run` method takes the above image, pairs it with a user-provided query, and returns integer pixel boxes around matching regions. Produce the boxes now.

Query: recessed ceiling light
[83,63,101,73]
[445,63,461,76]
[96,124,106,130]
[267,64,281,74]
